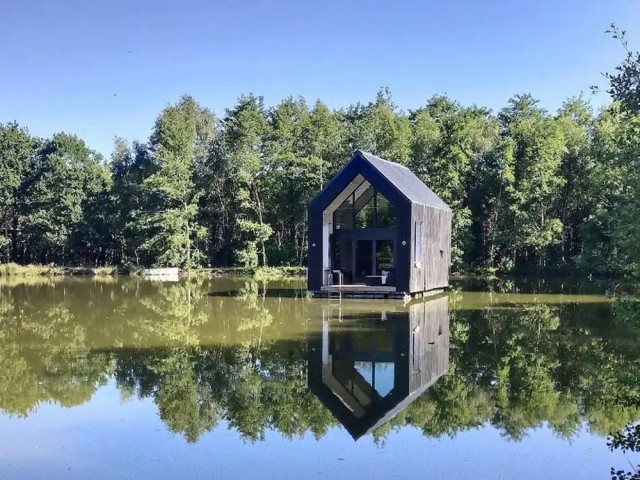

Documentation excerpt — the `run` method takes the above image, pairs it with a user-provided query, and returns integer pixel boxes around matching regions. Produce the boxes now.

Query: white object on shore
[142,267,180,281]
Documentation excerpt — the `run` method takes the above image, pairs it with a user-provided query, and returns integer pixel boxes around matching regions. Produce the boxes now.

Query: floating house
[307,296,450,439]
[307,150,451,299]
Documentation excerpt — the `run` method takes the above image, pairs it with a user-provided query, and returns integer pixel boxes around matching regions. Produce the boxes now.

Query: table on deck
[365,275,387,286]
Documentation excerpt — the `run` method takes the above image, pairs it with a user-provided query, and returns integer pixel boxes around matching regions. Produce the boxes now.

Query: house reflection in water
[307,295,450,439]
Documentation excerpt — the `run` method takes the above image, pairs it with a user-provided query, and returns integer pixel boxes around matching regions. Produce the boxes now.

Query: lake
[0,276,638,479]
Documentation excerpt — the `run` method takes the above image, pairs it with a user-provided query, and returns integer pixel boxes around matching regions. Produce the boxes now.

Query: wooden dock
[316,284,404,299]
[314,285,447,300]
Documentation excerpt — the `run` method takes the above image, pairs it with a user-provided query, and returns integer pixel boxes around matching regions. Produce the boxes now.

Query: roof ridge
[355,150,450,211]
[357,149,413,172]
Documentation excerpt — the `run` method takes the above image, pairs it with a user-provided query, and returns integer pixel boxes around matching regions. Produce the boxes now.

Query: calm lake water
[0,276,639,479]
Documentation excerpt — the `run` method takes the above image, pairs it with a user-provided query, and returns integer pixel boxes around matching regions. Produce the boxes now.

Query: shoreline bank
[0,263,307,279]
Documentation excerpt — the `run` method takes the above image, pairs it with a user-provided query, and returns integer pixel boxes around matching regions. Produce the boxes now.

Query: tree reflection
[0,278,639,446]
[609,424,640,480]
[606,295,640,480]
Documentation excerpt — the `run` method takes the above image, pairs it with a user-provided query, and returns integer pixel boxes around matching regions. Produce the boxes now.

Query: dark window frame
[333,182,396,230]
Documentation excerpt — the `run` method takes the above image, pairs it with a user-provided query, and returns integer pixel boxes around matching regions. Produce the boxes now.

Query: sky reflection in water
[0,276,637,479]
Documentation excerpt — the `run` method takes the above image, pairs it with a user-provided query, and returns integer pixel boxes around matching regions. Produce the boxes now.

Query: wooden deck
[316,284,404,299]
[314,284,447,300]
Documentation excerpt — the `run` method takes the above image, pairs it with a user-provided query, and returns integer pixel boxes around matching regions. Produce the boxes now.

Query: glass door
[354,240,373,283]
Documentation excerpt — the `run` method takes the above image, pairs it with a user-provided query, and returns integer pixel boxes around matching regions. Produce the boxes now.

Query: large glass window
[333,194,355,229]
[354,188,375,228]
[333,182,396,229]
[376,191,396,228]
[354,240,373,283]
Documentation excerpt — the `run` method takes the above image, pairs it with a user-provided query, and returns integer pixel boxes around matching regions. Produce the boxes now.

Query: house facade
[307,150,451,298]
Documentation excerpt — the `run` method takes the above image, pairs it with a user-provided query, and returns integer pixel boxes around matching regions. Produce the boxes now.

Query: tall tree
[578,105,635,275]
[603,24,640,114]
[264,97,322,265]
[139,95,216,268]
[498,95,566,269]
[584,26,640,277]
[554,98,594,266]
[343,88,411,164]
[302,100,344,185]
[0,123,34,262]
[468,137,516,270]
[218,94,272,268]
[410,96,498,268]
[17,133,108,264]
[109,138,154,266]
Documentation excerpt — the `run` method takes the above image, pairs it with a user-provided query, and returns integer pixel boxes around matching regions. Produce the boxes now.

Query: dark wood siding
[408,295,450,393]
[409,204,451,293]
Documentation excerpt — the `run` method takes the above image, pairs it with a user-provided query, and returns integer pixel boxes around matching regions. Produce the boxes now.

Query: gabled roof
[308,150,450,212]
[346,374,444,440]
[309,362,446,440]
[356,150,450,210]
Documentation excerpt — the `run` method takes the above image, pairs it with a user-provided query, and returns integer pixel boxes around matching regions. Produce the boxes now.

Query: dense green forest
[1,30,638,275]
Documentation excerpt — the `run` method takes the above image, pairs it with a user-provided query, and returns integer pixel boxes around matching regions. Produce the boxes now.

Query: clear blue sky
[2,0,639,157]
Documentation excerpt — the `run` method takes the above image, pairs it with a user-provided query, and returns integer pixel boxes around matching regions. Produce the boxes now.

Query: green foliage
[0,122,33,261]
[498,95,566,266]
[0,263,61,276]
[235,220,273,268]
[138,96,216,268]
[1,278,639,444]
[409,97,498,267]
[609,424,640,480]
[603,24,640,115]
[1,30,640,275]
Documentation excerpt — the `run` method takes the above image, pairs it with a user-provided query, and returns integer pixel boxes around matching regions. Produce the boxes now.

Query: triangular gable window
[333,180,396,230]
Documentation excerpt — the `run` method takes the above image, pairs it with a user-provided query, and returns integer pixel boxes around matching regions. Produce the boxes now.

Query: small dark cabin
[307,150,451,298]
[307,296,450,439]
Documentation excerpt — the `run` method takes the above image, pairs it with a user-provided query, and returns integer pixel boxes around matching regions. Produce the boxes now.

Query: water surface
[0,276,638,479]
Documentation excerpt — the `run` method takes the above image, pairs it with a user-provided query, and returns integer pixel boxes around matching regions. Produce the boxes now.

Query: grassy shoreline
[0,263,118,277]
[0,263,307,279]
[0,263,628,282]
[4,264,632,294]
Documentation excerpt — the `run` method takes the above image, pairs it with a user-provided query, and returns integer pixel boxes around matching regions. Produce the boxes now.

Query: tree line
[1,31,638,275]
